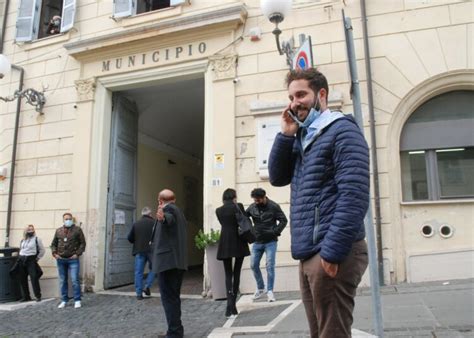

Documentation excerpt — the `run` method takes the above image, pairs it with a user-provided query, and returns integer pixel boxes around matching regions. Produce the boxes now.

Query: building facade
[0,0,472,296]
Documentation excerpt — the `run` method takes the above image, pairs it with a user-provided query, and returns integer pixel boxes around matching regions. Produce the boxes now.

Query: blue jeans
[56,258,81,302]
[134,253,155,296]
[250,241,277,292]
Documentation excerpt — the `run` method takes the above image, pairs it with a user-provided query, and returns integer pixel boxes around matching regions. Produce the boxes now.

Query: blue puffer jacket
[268,115,369,263]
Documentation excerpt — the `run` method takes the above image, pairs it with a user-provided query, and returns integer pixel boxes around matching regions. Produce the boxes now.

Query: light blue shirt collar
[301,109,345,150]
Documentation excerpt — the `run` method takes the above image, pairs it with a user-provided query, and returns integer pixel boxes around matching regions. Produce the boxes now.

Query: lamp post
[0,54,46,248]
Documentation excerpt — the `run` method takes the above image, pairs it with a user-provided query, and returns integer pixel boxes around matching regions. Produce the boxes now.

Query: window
[113,0,186,18]
[15,0,76,42]
[400,91,474,201]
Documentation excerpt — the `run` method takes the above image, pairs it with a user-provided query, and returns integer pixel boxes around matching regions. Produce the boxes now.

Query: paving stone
[1,279,473,338]
[0,294,227,337]
[232,304,289,327]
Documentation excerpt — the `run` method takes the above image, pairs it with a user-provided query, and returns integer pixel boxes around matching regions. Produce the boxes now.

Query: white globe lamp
[260,0,292,24]
[0,54,11,79]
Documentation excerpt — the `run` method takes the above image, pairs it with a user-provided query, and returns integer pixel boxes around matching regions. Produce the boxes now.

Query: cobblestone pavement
[0,294,228,337]
[1,280,473,338]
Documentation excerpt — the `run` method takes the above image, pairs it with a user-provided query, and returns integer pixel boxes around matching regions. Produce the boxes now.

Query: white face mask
[64,219,73,227]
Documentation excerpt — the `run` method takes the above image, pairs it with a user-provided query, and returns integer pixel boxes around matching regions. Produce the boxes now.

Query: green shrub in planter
[194,229,220,250]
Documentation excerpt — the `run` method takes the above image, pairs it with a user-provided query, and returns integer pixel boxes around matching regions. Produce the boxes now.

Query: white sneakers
[252,289,265,300]
[58,301,82,309]
[252,289,276,302]
[267,291,276,302]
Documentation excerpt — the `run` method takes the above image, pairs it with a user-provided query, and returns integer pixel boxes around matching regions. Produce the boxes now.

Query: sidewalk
[0,279,472,337]
[227,279,474,338]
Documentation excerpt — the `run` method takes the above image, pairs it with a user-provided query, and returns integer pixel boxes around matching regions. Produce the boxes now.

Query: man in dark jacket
[152,189,187,338]
[246,188,287,302]
[268,68,370,338]
[128,206,156,300]
[51,212,86,309]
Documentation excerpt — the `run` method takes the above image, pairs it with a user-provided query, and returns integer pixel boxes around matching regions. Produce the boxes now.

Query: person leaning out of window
[17,224,45,302]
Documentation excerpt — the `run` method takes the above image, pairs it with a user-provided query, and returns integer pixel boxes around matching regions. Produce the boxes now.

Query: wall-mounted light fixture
[260,0,294,67]
[0,54,46,114]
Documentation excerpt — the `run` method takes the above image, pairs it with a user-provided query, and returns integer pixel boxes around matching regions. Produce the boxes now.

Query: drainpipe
[1,0,25,248]
[0,0,9,55]
[360,0,384,284]
[4,64,23,248]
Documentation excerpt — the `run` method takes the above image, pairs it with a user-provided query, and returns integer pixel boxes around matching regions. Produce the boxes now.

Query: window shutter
[170,0,186,6]
[60,0,76,33]
[15,0,39,42]
[113,0,135,18]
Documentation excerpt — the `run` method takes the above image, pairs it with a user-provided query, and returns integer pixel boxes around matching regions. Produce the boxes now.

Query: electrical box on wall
[256,117,281,179]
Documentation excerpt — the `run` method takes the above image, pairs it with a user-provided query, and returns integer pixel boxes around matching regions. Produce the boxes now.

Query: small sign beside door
[214,153,224,170]
[114,209,126,224]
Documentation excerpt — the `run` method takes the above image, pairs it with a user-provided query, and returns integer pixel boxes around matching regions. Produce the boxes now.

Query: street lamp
[0,54,46,114]
[260,0,295,67]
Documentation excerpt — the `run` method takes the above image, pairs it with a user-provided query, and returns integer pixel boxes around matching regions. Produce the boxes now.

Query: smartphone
[287,109,300,124]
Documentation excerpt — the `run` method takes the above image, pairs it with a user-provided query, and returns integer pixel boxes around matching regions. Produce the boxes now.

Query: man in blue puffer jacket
[268,68,369,338]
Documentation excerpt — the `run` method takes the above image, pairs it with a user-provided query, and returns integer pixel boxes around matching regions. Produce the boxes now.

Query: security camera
[233,77,240,84]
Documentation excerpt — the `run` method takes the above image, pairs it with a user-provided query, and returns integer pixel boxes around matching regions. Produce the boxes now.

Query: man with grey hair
[128,206,156,299]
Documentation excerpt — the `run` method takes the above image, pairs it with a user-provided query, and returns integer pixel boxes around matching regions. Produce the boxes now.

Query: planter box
[205,245,226,300]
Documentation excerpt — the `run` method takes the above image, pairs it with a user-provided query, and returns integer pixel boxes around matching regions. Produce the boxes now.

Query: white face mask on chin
[295,92,321,128]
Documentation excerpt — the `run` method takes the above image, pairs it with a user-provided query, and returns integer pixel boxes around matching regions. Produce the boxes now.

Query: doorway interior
[104,73,205,294]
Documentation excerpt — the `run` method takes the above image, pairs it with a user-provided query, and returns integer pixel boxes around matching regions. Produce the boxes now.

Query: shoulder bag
[235,204,256,244]
[35,237,43,278]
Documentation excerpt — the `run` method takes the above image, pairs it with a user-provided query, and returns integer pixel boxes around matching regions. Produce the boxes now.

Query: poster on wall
[114,209,125,224]
[214,153,224,170]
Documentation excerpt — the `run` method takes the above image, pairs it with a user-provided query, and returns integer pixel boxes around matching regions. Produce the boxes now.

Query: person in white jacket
[18,224,45,302]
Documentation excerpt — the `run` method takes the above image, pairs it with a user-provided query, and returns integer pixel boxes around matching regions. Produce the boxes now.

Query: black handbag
[34,237,43,279]
[235,204,256,244]
[35,261,43,278]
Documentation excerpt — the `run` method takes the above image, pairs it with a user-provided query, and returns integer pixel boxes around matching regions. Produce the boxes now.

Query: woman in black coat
[215,188,250,318]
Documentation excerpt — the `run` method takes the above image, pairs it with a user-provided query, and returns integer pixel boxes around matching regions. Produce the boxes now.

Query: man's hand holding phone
[156,200,164,222]
[281,104,299,136]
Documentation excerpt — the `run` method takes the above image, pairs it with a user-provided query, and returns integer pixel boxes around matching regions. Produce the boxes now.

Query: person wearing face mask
[50,212,86,309]
[17,224,45,302]
[46,15,61,36]
[245,188,287,303]
[268,68,370,338]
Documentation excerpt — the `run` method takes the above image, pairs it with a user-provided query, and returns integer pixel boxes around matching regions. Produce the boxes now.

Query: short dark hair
[251,188,266,198]
[62,212,73,219]
[285,68,329,97]
[222,188,236,202]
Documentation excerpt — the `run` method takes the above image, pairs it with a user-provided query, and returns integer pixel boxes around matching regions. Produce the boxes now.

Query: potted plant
[194,229,226,300]
[194,229,220,250]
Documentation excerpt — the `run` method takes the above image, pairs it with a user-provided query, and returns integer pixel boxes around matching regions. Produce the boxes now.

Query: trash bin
[0,247,21,303]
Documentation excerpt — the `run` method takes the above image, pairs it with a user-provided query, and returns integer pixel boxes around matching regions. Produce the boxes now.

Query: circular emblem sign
[295,51,309,70]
